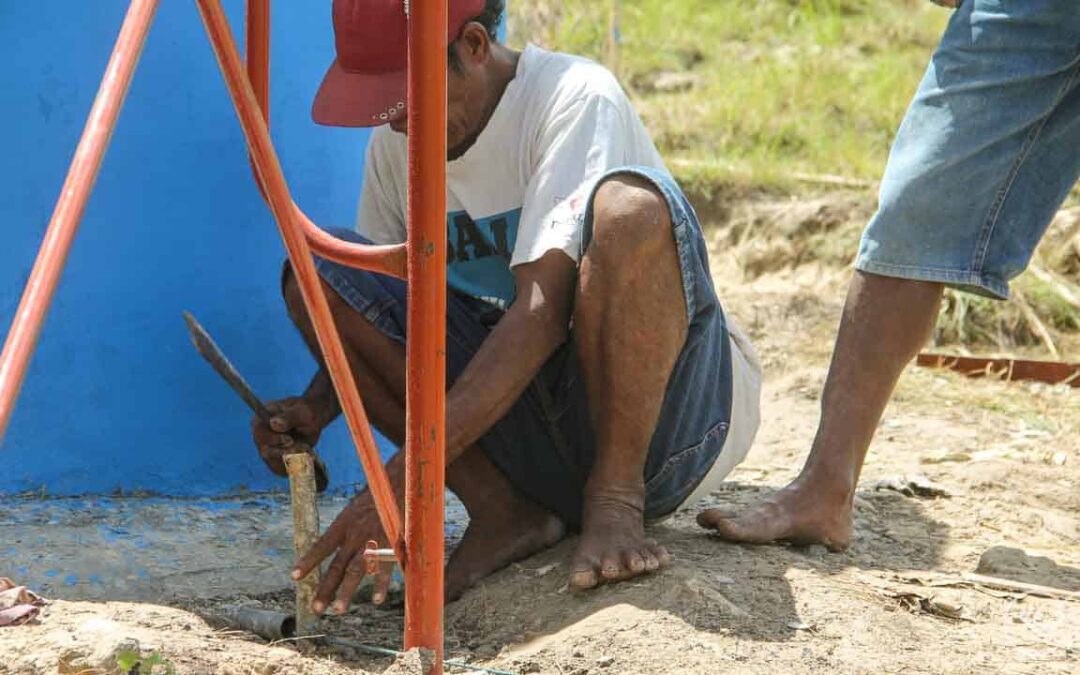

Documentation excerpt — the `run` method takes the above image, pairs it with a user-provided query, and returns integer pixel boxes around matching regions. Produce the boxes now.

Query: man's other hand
[251,397,326,476]
[292,497,394,614]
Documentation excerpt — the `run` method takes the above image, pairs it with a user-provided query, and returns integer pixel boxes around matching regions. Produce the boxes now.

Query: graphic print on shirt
[447,207,522,308]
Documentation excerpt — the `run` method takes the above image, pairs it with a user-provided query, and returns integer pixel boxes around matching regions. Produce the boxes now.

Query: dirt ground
[3,194,1078,674]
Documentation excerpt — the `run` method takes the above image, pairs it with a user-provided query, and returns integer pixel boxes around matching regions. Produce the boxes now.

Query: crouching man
[252,0,762,614]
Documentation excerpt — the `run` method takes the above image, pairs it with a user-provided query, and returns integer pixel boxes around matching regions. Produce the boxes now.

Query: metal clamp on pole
[364,539,399,576]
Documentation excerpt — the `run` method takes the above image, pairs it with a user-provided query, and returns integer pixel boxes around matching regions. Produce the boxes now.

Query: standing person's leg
[699,274,942,548]
[700,0,1080,546]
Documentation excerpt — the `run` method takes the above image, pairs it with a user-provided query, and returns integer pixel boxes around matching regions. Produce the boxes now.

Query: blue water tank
[0,2,384,495]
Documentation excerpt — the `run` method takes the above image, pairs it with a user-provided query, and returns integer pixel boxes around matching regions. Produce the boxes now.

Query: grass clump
[509,0,950,185]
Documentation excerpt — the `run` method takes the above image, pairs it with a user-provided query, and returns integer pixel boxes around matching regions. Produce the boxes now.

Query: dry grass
[934,209,1080,358]
[508,0,949,186]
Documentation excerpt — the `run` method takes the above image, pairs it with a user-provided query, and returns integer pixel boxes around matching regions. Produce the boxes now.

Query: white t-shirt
[356,44,666,308]
[357,44,763,506]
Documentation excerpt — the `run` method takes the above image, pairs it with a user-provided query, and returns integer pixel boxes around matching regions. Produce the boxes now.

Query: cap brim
[312,59,407,128]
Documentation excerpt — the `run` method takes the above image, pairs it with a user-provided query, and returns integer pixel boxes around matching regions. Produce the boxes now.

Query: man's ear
[458,22,491,64]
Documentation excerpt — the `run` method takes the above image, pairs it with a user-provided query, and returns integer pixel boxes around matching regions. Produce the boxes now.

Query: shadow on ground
[249,480,954,670]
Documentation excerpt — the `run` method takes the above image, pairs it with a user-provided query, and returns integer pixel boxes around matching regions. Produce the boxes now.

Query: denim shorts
[313,166,733,528]
[855,0,1080,299]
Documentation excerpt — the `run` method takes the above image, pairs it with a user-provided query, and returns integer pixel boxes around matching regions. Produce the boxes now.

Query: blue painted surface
[0,2,392,495]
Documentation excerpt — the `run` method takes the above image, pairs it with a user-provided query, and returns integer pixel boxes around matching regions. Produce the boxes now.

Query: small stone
[928,597,964,620]
[597,655,615,667]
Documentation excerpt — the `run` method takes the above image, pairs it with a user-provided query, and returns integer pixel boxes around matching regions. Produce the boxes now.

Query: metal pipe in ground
[212,605,296,641]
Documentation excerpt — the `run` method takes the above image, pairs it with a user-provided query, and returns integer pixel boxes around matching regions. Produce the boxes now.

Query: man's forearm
[445,303,569,461]
[302,367,342,427]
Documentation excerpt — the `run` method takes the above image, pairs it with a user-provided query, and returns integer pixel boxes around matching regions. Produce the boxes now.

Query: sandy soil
[2,195,1078,674]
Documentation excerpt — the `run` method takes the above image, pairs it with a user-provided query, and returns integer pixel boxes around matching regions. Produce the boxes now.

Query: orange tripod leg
[0,0,161,444]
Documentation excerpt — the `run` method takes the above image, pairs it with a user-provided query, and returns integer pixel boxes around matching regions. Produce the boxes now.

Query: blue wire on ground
[321,636,519,675]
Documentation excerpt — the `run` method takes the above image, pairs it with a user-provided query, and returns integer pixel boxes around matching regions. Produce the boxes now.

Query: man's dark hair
[448,0,504,71]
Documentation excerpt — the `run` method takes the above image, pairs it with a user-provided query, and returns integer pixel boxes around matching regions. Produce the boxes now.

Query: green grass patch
[509,0,950,186]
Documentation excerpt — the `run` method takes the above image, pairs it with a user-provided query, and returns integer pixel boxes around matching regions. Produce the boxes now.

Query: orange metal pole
[245,0,270,118]
[0,0,160,446]
[245,0,270,200]
[194,0,405,556]
[404,0,448,667]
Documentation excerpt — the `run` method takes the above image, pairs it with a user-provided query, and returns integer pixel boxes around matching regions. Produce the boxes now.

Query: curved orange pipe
[196,0,405,555]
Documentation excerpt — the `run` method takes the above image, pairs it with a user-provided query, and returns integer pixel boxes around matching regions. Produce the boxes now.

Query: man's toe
[600,554,624,580]
[642,549,660,571]
[569,553,601,590]
[623,550,646,574]
[696,508,735,530]
[647,542,672,568]
[570,568,599,589]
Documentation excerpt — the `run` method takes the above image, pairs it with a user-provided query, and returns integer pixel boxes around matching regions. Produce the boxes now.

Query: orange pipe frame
[227,0,449,663]
[0,0,444,665]
[403,0,449,660]
[0,0,161,443]
[195,0,405,557]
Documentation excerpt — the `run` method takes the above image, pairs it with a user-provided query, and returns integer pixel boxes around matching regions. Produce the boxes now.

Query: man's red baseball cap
[312,0,486,127]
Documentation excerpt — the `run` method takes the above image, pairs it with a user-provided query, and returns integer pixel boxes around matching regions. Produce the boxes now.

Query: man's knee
[589,176,673,259]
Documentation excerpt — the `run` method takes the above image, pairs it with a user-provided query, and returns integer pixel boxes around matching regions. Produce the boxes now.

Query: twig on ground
[1013,288,1061,358]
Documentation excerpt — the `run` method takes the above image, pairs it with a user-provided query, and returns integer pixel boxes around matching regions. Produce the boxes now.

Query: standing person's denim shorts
[312,166,734,528]
[855,0,1080,299]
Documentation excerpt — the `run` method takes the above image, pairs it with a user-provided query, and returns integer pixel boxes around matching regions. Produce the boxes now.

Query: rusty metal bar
[245,0,270,117]
[0,0,161,446]
[917,353,1080,387]
[404,0,448,666]
[244,0,270,200]
[194,0,405,556]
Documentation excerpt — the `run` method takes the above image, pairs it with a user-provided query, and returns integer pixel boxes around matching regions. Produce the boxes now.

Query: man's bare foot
[696,479,853,552]
[569,490,671,590]
[445,497,565,601]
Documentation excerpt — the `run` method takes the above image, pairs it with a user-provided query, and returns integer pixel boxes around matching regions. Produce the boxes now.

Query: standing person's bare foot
[699,275,946,554]
[696,476,852,552]
[568,486,671,590]
[445,495,565,601]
